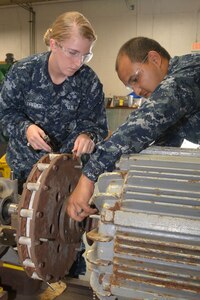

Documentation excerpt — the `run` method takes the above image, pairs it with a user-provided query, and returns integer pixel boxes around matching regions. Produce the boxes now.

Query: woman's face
[50,28,93,78]
[117,52,166,98]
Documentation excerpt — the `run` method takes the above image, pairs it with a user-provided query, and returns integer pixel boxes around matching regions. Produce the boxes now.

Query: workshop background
[0,1,200,299]
[0,0,199,97]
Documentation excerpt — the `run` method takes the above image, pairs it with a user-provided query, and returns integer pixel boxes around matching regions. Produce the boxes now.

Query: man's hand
[26,124,52,152]
[66,174,97,221]
[72,133,95,158]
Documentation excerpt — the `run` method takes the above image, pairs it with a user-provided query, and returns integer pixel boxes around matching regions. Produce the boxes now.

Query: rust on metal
[17,154,84,282]
[87,228,113,242]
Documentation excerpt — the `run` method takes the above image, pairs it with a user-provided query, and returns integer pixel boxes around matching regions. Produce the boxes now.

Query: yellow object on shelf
[119,98,124,106]
[0,154,11,178]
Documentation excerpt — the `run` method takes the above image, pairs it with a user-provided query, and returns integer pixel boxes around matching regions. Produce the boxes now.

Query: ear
[148,51,162,67]
[49,38,57,51]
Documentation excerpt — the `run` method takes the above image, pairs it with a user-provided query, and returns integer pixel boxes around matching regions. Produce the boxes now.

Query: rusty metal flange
[17,153,83,283]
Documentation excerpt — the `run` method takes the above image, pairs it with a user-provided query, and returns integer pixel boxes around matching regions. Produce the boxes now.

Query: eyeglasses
[57,43,93,64]
[126,54,148,90]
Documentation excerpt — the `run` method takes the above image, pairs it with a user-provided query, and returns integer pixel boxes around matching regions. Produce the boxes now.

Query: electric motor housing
[87,147,200,300]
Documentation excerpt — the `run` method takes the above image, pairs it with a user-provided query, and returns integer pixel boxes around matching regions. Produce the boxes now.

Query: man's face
[117,53,164,98]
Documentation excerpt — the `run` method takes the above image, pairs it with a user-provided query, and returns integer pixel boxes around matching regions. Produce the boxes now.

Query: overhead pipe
[29,6,36,55]
[18,3,36,55]
[0,0,100,8]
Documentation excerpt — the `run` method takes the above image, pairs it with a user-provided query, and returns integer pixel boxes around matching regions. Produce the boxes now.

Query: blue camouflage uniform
[83,53,200,181]
[0,52,108,181]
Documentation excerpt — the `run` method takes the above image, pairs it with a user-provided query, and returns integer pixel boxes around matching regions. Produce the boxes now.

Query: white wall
[0,0,199,97]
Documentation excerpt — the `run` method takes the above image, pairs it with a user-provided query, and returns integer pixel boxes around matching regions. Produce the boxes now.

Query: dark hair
[116,36,171,70]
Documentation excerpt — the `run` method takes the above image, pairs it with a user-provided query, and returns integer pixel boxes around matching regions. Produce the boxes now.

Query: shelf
[106,106,138,109]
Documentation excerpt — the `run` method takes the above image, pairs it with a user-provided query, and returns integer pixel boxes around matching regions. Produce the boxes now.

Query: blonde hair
[44,11,97,46]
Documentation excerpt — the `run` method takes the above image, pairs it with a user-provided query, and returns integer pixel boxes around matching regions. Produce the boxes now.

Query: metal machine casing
[87,147,200,300]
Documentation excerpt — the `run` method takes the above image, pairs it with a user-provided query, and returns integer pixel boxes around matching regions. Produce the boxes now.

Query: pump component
[87,147,200,300]
[17,153,83,282]
[0,175,18,258]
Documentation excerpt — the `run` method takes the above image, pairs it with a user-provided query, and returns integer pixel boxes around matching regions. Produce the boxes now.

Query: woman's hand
[26,124,52,152]
[66,174,97,221]
[72,133,95,158]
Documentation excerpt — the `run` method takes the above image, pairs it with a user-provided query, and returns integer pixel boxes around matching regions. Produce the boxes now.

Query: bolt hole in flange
[17,153,84,282]
[56,192,61,202]
[57,244,61,253]
[68,183,72,194]
[49,224,55,235]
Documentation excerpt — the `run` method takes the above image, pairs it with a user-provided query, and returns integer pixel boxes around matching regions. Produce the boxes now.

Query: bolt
[63,155,69,161]
[36,211,44,218]
[43,185,49,191]
[38,262,45,268]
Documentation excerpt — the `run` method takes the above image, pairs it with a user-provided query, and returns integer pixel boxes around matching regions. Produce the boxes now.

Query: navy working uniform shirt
[83,53,200,181]
[0,52,108,180]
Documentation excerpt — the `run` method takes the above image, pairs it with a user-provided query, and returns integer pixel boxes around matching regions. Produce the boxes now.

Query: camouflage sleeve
[73,68,108,142]
[83,74,199,181]
[0,64,33,140]
[60,68,108,152]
